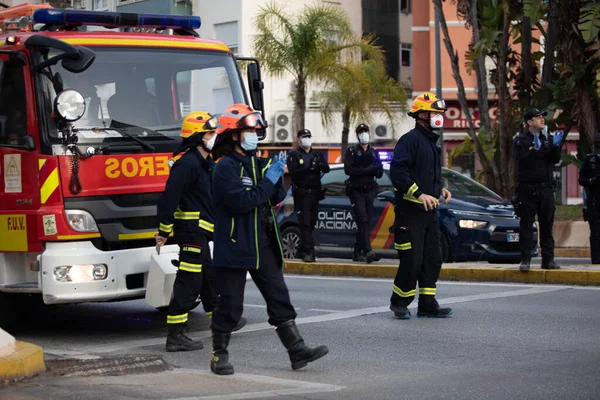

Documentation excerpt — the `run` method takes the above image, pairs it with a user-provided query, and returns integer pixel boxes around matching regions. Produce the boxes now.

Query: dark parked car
[275,163,537,263]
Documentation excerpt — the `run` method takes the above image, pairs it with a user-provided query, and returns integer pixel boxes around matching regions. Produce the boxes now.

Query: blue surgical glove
[533,134,541,150]
[265,155,286,184]
[553,130,564,146]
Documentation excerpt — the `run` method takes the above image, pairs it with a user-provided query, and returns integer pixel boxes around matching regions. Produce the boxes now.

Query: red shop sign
[443,103,498,129]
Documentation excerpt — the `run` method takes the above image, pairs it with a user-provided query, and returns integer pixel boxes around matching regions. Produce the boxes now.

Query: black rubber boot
[232,317,247,332]
[166,323,204,352]
[365,251,379,264]
[210,330,234,375]
[303,252,316,263]
[353,246,366,262]
[417,297,453,318]
[541,259,560,270]
[519,258,531,272]
[390,304,411,319]
[276,320,329,370]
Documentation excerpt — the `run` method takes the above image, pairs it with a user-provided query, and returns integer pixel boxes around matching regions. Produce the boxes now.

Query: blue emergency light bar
[32,8,201,30]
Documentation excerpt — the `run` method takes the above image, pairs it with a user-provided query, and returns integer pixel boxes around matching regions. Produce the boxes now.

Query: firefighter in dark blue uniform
[209,104,328,376]
[579,135,600,264]
[513,108,564,272]
[156,111,245,352]
[287,129,330,262]
[344,124,383,263]
[389,92,453,319]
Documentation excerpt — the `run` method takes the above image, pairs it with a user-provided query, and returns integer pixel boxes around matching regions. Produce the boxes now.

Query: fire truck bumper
[39,241,179,305]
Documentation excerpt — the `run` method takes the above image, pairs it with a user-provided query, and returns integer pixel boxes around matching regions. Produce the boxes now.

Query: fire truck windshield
[40,47,246,146]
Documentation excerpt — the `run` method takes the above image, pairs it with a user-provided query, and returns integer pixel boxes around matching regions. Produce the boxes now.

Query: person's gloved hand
[533,134,541,150]
[553,130,564,146]
[265,154,286,184]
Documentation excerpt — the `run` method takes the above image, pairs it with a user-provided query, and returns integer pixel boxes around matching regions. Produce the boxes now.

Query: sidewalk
[284,259,600,286]
[0,328,45,383]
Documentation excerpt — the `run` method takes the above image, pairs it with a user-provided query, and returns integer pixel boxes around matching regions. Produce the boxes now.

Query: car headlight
[53,264,107,282]
[65,210,99,232]
[458,219,488,229]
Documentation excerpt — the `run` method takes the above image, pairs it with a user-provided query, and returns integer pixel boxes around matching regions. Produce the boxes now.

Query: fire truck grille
[109,193,161,207]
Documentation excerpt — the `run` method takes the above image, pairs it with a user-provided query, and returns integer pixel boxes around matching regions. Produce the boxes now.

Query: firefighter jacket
[513,130,561,185]
[287,148,330,189]
[343,144,384,187]
[212,152,287,270]
[390,124,443,208]
[157,147,214,238]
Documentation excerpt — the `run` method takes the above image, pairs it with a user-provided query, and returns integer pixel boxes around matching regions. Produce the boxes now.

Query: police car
[275,163,538,263]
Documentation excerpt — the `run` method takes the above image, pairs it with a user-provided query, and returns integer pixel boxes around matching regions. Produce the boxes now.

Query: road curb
[554,248,591,258]
[0,341,45,382]
[284,261,600,286]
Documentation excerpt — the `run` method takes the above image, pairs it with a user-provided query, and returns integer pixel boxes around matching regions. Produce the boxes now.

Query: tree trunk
[433,0,498,186]
[340,106,351,161]
[292,76,306,144]
[497,10,514,197]
[471,0,491,134]
[576,81,598,156]
[521,15,533,108]
[541,0,558,88]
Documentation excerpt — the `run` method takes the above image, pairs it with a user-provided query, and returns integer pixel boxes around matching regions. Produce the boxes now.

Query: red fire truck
[0,4,266,310]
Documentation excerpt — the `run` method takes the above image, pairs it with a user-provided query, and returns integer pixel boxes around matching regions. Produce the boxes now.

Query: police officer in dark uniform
[209,104,328,376]
[287,129,330,262]
[389,92,453,319]
[344,124,383,263]
[155,111,220,352]
[579,135,600,264]
[513,108,564,272]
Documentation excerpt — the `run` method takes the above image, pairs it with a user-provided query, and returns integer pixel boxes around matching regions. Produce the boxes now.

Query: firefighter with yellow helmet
[155,111,245,352]
[388,92,454,319]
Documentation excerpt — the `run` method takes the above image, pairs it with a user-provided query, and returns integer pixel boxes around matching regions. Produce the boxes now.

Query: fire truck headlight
[53,264,108,282]
[55,89,86,122]
[65,210,99,233]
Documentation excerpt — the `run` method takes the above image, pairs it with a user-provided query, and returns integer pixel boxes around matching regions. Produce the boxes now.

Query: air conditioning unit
[373,124,393,141]
[273,111,293,144]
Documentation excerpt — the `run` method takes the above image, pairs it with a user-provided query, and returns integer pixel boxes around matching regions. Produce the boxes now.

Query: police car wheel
[281,226,301,259]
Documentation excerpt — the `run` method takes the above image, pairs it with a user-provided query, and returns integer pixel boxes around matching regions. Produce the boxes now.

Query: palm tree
[316,58,408,157]
[253,2,381,135]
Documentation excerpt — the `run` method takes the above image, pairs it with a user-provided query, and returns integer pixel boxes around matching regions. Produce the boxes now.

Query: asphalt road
[4,276,600,400]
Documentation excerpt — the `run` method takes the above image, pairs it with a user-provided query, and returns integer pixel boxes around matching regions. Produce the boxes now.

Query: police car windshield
[442,168,501,199]
[44,47,246,145]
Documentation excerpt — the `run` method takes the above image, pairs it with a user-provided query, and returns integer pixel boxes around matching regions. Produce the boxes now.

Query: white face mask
[204,135,216,151]
[430,114,444,130]
[241,131,259,151]
[358,133,370,144]
[300,138,312,148]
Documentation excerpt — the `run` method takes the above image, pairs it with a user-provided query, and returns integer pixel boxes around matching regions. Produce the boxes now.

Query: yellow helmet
[408,92,447,117]
[180,111,218,140]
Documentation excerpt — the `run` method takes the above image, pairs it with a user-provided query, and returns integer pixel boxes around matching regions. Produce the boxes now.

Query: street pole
[434,5,444,165]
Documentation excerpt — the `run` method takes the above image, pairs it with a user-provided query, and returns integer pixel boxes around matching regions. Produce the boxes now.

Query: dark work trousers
[517,185,555,262]
[587,195,600,264]
[211,243,298,332]
[349,187,376,254]
[293,191,319,256]
[167,230,217,325]
[390,206,442,307]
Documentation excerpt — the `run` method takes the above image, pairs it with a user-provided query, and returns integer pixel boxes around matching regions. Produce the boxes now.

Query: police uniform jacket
[579,153,600,189]
[157,147,214,238]
[212,152,287,270]
[287,148,330,190]
[513,130,561,184]
[343,144,384,186]
[390,124,442,208]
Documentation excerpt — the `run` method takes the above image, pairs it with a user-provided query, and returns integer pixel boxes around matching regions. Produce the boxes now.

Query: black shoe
[353,248,366,262]
[303,254,316,263]
[365,251,379,264]
[417,298,453,318]
[166,324,204,352]
[542,260,560,270]
[232,317,247,332]
[519,260,531,272]
[211,330,234,375]
[276,320,329,370]
[390,304,411,319]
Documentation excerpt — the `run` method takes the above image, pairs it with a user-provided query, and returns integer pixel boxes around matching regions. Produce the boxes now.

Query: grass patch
[555,204,583,221]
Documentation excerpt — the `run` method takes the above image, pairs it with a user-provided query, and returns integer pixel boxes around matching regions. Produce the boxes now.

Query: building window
[400,0,412,14]
[94,0,109,10]
[401,43,412,67]
[214,21,239,55]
